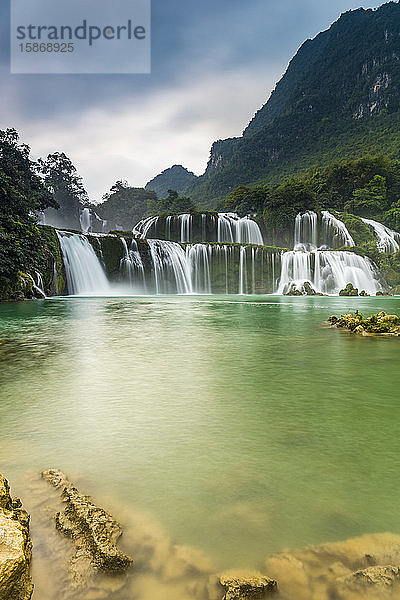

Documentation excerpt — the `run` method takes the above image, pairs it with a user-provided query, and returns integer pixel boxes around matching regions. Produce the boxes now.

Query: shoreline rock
[0,473,33,600]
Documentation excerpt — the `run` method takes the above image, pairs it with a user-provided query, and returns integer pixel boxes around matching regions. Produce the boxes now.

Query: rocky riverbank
[0,474,32,600]
[4,470,400,599]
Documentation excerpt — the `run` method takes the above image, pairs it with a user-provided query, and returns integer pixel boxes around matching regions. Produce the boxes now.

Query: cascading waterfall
[133,216,159,238]
[80,208,92,235]
[57,231,110,295]
[278,250,381,295]
[147,240,192,294]
[217,213,264,245]
[133,212,264,245]
[294,211,318,250]
[361,218,400,253]
[321,210,355,247]
[186,244,211,294]
[179,214,192,243]
[120,238,145,288]
[278,211,381,295]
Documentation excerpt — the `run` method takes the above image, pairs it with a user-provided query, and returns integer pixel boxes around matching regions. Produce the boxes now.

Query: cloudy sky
[1,0,384,202]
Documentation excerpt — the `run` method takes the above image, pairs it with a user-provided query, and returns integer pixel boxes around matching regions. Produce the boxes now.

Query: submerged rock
[0,473,33,600]
[336,565,400,595]
[219,571,277,599]
[265,532,400,600]
[41,469,133,574]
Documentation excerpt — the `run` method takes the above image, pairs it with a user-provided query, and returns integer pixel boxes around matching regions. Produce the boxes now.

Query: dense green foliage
[155,190,196,214]
[226,155,400,244]
[0,129,59,298]
[96,181,158,230]
[145,165,197,199]
[39,152,88,229]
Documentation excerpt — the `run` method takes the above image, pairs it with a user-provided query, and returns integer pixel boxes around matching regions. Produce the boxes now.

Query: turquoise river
[1,294,400,588]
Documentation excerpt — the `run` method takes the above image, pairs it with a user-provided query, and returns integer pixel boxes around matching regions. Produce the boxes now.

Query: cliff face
[0,474,33,600]
[158,2,400,206]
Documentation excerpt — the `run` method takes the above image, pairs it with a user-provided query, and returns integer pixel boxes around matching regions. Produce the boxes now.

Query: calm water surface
[0,294,400,569]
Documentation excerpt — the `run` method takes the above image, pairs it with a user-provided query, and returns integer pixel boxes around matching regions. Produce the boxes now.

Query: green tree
[0,128,56,292]
[38,152,88,229]
[97,181,158,230]
[225,185,266,216]
[345,175,388,216]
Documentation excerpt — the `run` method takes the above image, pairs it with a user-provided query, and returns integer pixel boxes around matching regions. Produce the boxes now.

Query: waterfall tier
[361,218,400,253]
[133,213,264,245]
[278,250,381,296]
[294,210,355,249]
[57,231,110,295]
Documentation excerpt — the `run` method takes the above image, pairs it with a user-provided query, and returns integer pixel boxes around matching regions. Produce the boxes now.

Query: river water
[1,295,400,595]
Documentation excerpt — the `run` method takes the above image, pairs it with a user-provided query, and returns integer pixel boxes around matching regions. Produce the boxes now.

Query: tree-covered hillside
[154,2,400,206]
[145,165,197,200]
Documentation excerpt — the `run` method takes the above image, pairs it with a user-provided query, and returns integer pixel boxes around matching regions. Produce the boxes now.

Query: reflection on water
[1,295,400,596]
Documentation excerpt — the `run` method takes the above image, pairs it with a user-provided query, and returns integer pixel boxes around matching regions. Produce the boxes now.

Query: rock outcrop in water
[0,474,33,600]
[329,311,400,336]
[219,572,277,599]
[41,469,133,574]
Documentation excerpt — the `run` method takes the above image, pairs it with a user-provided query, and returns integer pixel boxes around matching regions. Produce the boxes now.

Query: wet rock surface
[41,469,133,575]
[265,533,400,600]
[329,311,400,335]
[0,474,33,600]
[219,572,277,599]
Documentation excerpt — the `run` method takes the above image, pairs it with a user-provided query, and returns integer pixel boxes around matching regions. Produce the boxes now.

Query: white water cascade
[361,218,400,253]
[216,213,264,244]
[133,213,264,245]
[278,251,381,295]
[57,231,110,295]
[278,211,381,295]
[294,211,318,250]
[321,210,355,247]
[147,240,193,294]
[80,208,92,235]
[120,238,146,289]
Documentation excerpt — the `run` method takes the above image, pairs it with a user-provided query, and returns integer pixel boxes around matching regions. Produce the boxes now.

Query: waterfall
[321,211,355,247]
[179,214,192,243]
[186,244,211,293]
[278,250,381,295]
[361,218,400,253]
[294,211,318,250]
[119,238,145,288]
[94,212,108,233]
[80,208,92,235]
[133,216,159,238]
[147,240,192,294]
[239,246,247,294]
[133,212,264,245]
[57,231,110,295]
[217,213,264,245]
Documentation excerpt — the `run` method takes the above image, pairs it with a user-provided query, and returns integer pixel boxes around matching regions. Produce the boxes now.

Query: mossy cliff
[0,225,65,301]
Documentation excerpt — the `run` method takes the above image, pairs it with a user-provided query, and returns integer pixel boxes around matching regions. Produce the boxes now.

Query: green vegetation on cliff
[226,154,400,248]
[0,129,62,300]
[151,2,400,206]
